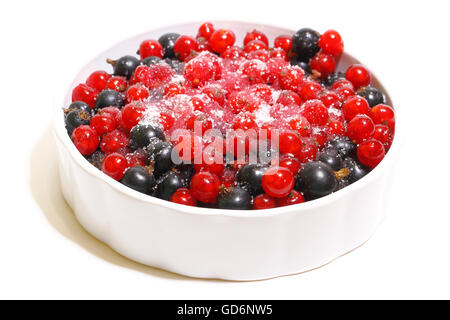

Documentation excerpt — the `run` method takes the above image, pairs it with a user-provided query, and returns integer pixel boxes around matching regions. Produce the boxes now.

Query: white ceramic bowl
[53,21,400,281]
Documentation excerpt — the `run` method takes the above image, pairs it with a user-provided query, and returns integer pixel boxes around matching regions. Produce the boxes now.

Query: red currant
[72,83,98,108]
[289,116,312,137]
[186,113,213,135]
[309,52,336,79]
[327,120,346,135]
[173,35,199,61]
[345,64,371,89]
[100,129,128,154]
[369,104,395,130]
[210,29,236,54]
[278,131,302,155]
[121,103,146,130]
[138,39,164,59]
[301,100,329,126]
[244,30,269,47]
[90,113,116,136]
[276,190,305,207]
[197,22,215,40]
[274,35,292,53]
[170,188,197,206]
[159,112,174,131]
[357,139,386,168]
[126,84,149,103]
[277,90,301,106]
[279,155,301,175]
[342,96,370,121]
[86,71,111,92]
[101,152,128,180]
[244,40,268,53]
[299,80,322,101]
[241,59,269,84]
[232,112,257,131]
[71,124,100,156]
[253,194,277,210]
[279,66,305,91]
[164,83,186,97]
[105,76,127,92]
[318,30,344,56]
[347,114,375,143]
[262,166,295,198]
[189,171,221,203]
[373,124,393,150]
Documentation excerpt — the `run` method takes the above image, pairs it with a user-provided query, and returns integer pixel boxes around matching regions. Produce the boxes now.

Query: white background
[1,0,449,299]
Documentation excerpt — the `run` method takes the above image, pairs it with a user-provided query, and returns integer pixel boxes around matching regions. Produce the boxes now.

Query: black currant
[67,101,92,113]
[147,141,175,178]
[86,150,105,170]
[217,187,252,210]
[291,28,320,62]
[109,55,140,79]
[317,151,343,171]
[342,158,370,185]
[236,163,269,195]
[158,33,181,59]
[323,72,345,88]
[290,57,311,75]
[65,109,90,135]
[121,166,156,194]
[295,161,338,200]
[155,172,183,200]
[163,58,184,74]
[94,89,125,110]
[357,86,386,108]
[326,136,356,158]
[129,124,165,149]
[142,56,161,66]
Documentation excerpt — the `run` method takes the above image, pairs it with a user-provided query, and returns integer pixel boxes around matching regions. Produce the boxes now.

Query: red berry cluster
[65,23,395,210]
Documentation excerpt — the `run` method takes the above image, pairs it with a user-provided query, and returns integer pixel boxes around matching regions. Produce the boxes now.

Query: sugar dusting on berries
[68,23,395,210]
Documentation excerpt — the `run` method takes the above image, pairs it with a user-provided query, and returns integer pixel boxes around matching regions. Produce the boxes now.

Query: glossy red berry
[279,155,301,175]
[105,76,128,92]
[190,171,221,203]
[121,103,146,130]
[347,114,375,143]
[159,112,174,131]
[173,35,199,61]
[101,152,128,180]
[342,96,370,121]
[288,116,312,137]
[301,100,329,126]
[186,113,213,135]
[277,90,301,106]
[262,166,295,198]
[299,80,322,101]
[232,112,257,131]
[369,104,395,130]
[126,84,149,103]
[90,113,116,136]
[335,86,356,102]
[279,66,305,92]
[244,40,268,53]
[373,124,393,150]
[194,147,224,176]
[138,39,164,59]
[278,131,302,155]
[71,125,99,155]
[170,188,197,206]
[164,83,186,97]
[297,138,318,163]
[253,194,277,210]
[244,30,269,47]
[345,64,371,89]
[276,190,305,207]
[327,120,346,135]
[100,129,128,154]
[309,52,336,79]
[197,22,215,40]
[274,35,292,53]
[221,46,245,60]
[320,91,340,107]
[209,29,236,54]
[86,71,111,92]
[72,84,98,108]
[331,78,354,90]
[357,139,386,168]
[318,30,344,56]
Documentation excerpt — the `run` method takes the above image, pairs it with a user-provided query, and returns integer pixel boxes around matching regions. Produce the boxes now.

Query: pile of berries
[65,23,395,210]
